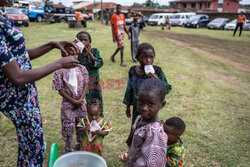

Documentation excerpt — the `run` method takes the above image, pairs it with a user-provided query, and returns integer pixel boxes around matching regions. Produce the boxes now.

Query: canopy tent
[73,2,92,10]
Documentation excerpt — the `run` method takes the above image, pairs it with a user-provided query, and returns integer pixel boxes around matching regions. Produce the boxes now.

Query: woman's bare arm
[27,41,79,60]
[1,56,79,86]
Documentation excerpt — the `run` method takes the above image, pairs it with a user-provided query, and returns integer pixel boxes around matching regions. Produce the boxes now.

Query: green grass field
[0,22,249,167]
[147,25,250,42]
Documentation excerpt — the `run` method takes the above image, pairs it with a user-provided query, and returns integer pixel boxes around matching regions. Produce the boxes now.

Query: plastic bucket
[53,151,107,167]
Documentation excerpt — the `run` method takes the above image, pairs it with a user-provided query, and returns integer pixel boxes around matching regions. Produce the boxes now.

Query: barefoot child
[164,117,186,167]
[52,48,89,152]
[77,98,112,155]
[76,31,104,115]
[126,78,168,167]
[129,16,146,62]
[123,43,172,128]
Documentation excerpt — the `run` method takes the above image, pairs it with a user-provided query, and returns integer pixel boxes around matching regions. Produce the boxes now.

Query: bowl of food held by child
[53,151,107,167]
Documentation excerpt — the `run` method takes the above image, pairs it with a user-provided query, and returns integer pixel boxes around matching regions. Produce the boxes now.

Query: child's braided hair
[87,98,101,109]
[164,117,186,133]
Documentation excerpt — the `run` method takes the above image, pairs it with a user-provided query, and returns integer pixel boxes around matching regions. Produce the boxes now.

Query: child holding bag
[52,47,89,152]
[77,98,112,155]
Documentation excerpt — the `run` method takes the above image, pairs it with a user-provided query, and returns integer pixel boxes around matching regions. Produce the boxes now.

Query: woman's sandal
[120,153,128,162]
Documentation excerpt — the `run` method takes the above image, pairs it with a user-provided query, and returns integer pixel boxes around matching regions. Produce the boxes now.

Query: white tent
[73,2,92,10]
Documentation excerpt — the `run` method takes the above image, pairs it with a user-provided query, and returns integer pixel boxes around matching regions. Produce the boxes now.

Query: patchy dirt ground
[143,30,250,68]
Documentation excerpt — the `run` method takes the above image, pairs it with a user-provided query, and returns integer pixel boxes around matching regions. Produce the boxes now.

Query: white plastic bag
[144,65,155,75]
[90,120,101,132]
[76,39,85,53]
[68,68,78,95]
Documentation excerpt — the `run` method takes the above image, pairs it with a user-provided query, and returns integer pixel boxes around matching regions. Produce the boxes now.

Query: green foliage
[132,0,165,9]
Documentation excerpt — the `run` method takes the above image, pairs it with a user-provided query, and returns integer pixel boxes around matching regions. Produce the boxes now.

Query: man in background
[75,9,87,28]
[233,12,246,37]
[110,4,130,67]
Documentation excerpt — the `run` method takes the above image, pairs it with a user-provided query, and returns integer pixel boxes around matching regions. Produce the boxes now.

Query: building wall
[211,0,218,11]
[223,0,239,13]
[170,0,239,13]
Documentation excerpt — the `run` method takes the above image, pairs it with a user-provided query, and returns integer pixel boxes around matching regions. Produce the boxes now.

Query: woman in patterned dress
[0,0,79,166]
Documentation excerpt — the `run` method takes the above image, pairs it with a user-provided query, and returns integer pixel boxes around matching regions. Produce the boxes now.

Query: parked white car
[224,19,237,30]
[170,13,196,26]
[225,19,250,30]
[148,13,173,26]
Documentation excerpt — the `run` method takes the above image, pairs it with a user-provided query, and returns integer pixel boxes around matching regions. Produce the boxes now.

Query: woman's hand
[52,41,79,56]
[126,105,131,118]
[59,56,79,69]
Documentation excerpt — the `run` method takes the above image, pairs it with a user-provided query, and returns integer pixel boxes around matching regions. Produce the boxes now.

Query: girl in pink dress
[52,49,89,152]
[126,78,168,167]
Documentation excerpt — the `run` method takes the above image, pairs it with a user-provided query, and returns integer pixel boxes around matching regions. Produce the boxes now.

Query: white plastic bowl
[53,151,107,167]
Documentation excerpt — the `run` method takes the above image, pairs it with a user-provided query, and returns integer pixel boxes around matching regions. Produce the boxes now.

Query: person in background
[110,4,130,67]
[91,12,95,21]
[110,8,114,21]
[233,12,246,37]
[0,0,79,165]
[104,8,110,26]
[75,9,86,28]
[163,16,171,30]
[129,16,146,62]
[88,12,92,20]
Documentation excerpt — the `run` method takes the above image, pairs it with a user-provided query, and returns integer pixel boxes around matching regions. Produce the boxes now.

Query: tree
[132,0,169,9]
[132,2,142,8]
[145,0,153,8]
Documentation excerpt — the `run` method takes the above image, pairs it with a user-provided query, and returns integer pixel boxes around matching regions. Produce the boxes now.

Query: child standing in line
[123,43,172,128]
[129,16,146,62]
[77,98,112,156]
[52,48,89,152]
[126,78,168,167]
[164,117,186,167]
[76,31,104,115]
